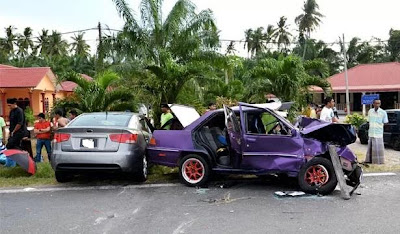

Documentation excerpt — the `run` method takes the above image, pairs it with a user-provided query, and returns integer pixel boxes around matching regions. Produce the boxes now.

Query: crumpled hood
[299,118,356,146]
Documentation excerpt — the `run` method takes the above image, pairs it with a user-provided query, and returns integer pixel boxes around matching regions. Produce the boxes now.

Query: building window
[44,97,50,113]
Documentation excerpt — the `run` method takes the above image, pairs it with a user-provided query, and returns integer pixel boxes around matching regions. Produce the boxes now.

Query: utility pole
[96,22,104,72]
[342,34,351,115]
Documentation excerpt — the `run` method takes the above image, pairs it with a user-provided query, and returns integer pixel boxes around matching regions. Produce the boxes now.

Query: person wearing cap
[33,113,51,162]
[6,98,27,149]
[160,104,173,130]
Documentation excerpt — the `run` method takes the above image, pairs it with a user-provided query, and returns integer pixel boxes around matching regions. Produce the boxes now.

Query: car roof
[81,112,140,116]
[385,109,400,113]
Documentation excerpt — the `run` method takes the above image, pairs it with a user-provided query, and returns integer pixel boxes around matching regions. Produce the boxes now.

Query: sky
[1,0,400,56]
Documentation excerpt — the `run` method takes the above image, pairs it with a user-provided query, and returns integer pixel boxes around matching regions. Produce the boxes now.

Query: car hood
[169,104,200,128]
[300,118,356,146]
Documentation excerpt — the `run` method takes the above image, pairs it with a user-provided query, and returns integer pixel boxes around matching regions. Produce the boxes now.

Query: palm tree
[275,16,292,51]
[16,27,34,60]
[2,26,17,58]
[36,29,50,56]
[247,56,330,104]
[112,0,219,126]
[60,71,136,112]
[47,31,69,57]
[295,0,324,58]
[70,33,90,57]
[112,0,218,65]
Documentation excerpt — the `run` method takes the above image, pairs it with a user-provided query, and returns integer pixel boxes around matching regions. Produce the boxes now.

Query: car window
[387,113,397,124]
[69,114,133,127]
[246,110,290,135]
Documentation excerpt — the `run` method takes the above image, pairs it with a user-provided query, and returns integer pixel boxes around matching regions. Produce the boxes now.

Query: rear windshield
[387,113,398,124]
[69,114,133,127]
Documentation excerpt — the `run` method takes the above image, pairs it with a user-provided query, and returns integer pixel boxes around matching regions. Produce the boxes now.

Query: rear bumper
[51,148,143,173]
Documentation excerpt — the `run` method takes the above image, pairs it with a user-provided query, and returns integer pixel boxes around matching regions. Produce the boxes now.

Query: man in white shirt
[319,97,339,123]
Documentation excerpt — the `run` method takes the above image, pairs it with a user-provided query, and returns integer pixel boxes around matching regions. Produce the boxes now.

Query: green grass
[354,152,400,173]
[0,162,56,187]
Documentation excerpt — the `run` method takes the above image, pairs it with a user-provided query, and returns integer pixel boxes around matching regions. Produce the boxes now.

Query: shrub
[344,113,367,129]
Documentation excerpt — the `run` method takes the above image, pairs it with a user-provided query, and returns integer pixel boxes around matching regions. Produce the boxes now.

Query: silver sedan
[51,112,152,182]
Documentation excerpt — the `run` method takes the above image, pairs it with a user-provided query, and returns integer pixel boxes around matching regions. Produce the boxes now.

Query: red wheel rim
[182,158,204,184]
[304,165,329,186]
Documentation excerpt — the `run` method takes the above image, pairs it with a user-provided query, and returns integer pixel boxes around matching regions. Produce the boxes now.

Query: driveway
[347,138,400,165]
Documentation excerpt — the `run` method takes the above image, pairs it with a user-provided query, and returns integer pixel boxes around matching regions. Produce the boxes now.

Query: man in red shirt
[34,113,51,162]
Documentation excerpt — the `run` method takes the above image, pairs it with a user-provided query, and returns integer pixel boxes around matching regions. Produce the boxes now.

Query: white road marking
[94,217,107,225]
[0,183,179,194]
[132,208,140,215]
[362,172,397,177]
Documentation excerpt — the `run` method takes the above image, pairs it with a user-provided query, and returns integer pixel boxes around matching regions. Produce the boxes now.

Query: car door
[223,105,243,168]
[239,103,304,173]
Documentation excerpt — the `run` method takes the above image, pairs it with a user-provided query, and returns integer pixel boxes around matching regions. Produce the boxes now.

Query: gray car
[51,112,152,182]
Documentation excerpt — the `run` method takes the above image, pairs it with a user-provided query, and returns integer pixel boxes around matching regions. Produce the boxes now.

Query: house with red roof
[0,64,91,120]
[311,62,400,112]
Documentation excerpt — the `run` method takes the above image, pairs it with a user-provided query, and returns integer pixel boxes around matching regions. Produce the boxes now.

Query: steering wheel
[267,122,281,134]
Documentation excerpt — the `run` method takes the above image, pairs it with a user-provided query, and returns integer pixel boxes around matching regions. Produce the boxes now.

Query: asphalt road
[1,175,400,234]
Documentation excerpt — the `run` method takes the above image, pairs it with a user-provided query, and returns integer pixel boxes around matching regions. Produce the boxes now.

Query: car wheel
[55,171,73,183]
[131,156,148,182]
[298,157,337,195]
[392,136,400,151]
[179,154,210,187]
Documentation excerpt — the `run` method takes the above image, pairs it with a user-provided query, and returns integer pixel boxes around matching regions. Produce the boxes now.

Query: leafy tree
[1,26,17,58]
[388,29,400,61]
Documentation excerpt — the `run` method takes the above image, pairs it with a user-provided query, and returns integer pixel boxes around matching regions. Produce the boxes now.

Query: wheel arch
[178,150,215,166]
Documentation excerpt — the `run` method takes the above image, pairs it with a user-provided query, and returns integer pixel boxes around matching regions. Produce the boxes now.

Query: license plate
[81,139,96,149]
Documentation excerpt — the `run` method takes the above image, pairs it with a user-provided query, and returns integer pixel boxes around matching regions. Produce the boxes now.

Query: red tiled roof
[0,64,16,69]
[0,67,52,88]
[60,74,93,92]
[312,62,400,93]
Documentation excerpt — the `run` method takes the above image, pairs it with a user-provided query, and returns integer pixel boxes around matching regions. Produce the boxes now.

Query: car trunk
[58,127,125,152]
[301,122,356,146]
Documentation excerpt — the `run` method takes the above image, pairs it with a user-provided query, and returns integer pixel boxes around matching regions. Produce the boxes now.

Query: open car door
[223,105,243,167]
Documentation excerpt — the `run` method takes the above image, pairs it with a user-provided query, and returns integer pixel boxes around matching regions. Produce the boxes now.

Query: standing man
[6,98,27,149]
[319,97,339,123]
[365,99,388,164]
[52,109,70,130]
[0,115,6,145]
[160,104,173,130]
[34,113,51,162]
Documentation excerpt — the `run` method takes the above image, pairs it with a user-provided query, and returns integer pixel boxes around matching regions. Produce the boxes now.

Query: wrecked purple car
[147,103,362,195]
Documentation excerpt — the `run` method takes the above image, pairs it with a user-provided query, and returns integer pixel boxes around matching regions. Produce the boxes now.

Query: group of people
[306,96,388,165]
[0,98,78,165]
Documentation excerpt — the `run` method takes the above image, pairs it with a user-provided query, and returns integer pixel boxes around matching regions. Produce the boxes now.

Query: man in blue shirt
[365,99,388,164]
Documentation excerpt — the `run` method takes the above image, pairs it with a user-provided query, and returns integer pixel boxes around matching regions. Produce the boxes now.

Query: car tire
[131,155,148,182]
[179,154,210,187]
[298,157,337,195]
[392,136,400,151]
[55,171,73,183]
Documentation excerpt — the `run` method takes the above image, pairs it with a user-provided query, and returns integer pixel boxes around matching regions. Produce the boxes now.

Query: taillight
[54,133,71,143]
[109,133,138,144]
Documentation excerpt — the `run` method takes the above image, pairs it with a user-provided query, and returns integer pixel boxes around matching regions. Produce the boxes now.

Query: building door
[353,93,361,111]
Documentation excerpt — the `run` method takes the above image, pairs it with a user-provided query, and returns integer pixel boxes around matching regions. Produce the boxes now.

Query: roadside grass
[0,163,56,187]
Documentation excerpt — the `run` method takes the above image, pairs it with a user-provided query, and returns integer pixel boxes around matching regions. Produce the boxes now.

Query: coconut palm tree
[1,26,17,57]
[70,33,90,57]
[16,27,34,58]
[36,29,50,56]
[47,31,69,57]
[295,0,324,58]
[275,16,292,51]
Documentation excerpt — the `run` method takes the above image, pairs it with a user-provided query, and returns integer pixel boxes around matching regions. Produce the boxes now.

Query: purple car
[147,103,362,195]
